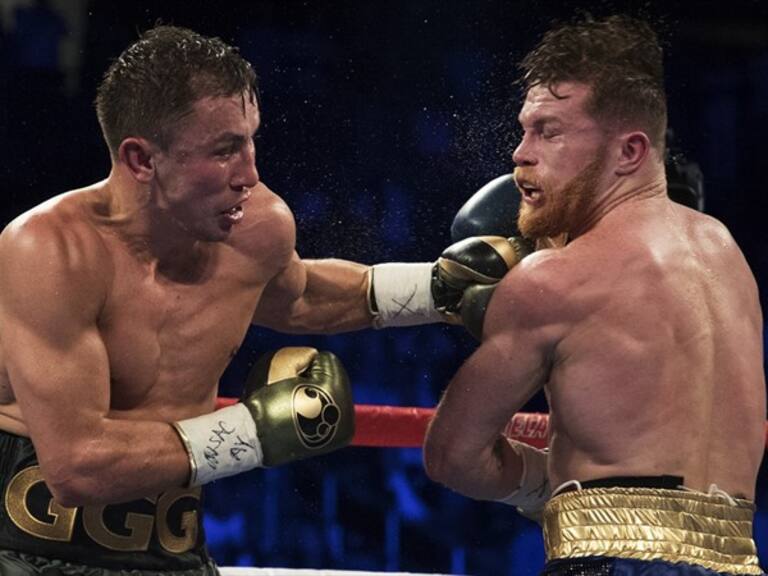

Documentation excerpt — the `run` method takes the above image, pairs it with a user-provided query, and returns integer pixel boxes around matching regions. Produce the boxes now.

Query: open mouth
[221,205,243,216]
[219,191,251,223]
[518,181,543,203]
[219,204,245,223]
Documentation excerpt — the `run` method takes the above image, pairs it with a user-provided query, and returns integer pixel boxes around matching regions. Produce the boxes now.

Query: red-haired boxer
[423,15,765,576]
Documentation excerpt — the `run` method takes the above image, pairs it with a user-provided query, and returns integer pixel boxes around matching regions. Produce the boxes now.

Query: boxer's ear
[615,131,650,176]
[119,138,155,183]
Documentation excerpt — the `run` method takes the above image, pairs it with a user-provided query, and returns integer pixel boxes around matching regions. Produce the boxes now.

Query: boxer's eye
[215,145,236,158]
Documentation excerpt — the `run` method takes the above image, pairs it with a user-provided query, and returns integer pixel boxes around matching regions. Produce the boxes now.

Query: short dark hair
[520,15,667,150]
[95,25,258,156]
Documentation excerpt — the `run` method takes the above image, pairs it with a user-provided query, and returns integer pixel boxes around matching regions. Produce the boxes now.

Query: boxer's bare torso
[0,181,368,505]
[539,196,765,498]
[0,181,288,435]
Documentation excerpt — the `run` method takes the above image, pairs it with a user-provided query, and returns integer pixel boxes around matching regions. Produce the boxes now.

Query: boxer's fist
[367,174,531,330]
[432,235,533,318]
[173,347,354,485]
[459,283,497,340]
[451,174,522,243]
[368,235,531,328]
[369,235,533,329]
[242,347,355,467]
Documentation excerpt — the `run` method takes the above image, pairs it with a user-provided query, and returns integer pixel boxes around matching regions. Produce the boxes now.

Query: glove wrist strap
[173,403,263,486]
[369,263,444,328]
[497,439,550,514]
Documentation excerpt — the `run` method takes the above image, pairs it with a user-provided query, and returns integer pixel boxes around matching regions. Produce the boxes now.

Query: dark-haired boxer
[0,24,527,575]
[423,15,765,576]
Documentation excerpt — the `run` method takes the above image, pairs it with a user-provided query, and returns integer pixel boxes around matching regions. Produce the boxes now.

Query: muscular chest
[98,251,263,412]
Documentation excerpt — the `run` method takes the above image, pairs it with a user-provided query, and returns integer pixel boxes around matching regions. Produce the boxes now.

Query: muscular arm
[242,186,373,334]
[252,252,373,334]
[423,254,563,500]
[0,218,189,507]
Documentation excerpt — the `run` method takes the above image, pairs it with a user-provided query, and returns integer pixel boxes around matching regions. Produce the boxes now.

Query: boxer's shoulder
[0,191,109,324]
[684,207,737,252]
[504,246,579,294]
[490,248,579,328]
[0,189,110,276]
[228,182,296,264]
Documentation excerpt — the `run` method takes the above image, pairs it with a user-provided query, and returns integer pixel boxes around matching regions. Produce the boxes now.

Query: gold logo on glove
[292,384,340,449]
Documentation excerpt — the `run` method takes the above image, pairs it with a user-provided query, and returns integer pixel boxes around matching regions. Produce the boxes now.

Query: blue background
[1,1,766,574]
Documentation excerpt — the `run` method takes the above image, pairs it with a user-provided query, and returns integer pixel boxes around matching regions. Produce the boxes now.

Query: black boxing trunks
[0,429,216,573]
[541,475,764,576]
[0,550,220,575]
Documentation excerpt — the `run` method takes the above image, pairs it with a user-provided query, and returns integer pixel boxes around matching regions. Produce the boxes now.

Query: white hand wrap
[368,263,443,328]
[173,403,264,486]
[497,439,550,515]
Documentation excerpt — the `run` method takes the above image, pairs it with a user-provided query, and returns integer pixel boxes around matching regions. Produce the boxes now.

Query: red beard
[516,149,607,239]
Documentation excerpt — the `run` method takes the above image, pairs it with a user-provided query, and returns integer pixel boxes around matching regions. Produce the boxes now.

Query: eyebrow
[517,114,564,128]
[210,129,259,146]
[212,133,245,145]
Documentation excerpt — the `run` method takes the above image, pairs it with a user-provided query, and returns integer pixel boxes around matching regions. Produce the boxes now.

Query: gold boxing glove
[173,347,354,486]
[368,236,533,329]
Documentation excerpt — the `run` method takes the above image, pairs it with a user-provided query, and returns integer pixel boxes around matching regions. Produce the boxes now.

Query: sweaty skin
[424,82,765,501]
[0,94,371,507]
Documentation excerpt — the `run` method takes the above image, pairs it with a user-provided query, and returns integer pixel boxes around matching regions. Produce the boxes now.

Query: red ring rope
[217,397,768,450]
[219,398,768,451]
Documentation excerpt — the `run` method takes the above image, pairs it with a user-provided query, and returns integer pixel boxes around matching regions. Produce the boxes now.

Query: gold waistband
[542,487,763,575]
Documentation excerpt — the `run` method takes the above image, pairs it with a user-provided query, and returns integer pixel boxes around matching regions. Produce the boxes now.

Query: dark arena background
[1,0,767,574]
